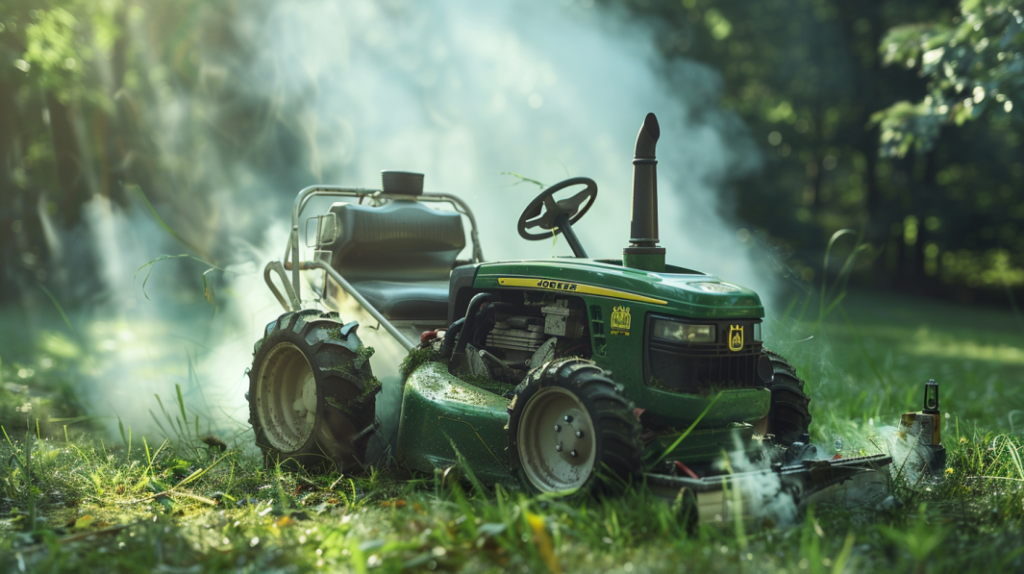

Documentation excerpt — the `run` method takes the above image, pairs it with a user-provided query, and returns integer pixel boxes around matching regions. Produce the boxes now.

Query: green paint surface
[622,251,666,272]
[394,362,514,484]
[474,259,764,319]
[644,423,758,465]
[472,259,769,426]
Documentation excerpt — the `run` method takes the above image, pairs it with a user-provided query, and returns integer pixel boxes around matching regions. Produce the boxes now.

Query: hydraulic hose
[449,292,496,373]
[439,318,465,361]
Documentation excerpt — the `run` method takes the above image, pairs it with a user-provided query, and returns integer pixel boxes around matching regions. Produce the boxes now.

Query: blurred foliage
[0,0,311,309]
[611,0,1024,302]
[0,329,94,439]
[874,0,1024,156]
[1,0,1022,310]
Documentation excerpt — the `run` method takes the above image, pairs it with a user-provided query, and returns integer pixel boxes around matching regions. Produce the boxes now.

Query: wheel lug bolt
[575,430,583,438]
[564,415,573,423]
[570,450,578,457]
[554,424,561,432]
[556,444,563,452]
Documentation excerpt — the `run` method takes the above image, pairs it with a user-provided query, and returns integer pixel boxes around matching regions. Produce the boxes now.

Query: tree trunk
[916,149,938,287]
[46,93,88,226]
[0,73,20,302]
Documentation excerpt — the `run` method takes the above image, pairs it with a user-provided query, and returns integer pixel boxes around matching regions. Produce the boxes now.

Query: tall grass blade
[186,350,215,431]
[654,393,721,465]
[1003,278,1024,336]
[149,409,172,439]
[25,430,35,532]
[38,283,76,335]
[821,230,855,319]
[134,254,224,302]
[831,532,856,574]
[499,171,546,189]
[1005,439,1024,481]
[203,268,216,303]
[132,184,211,259]
[449,438,487,496]
[838,307,889,390]
[176,384,188,427]
[779,295,801,324]
[154,393,186,442]
[173,450,235,489]
[729,479,746,549]
[820,292,847,323]
[817,228,868,326]
[151,438,170,464]
[117,414,128,446]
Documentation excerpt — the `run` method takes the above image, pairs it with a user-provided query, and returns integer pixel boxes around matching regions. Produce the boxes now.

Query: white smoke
[721,437,800,526]
[718,427,912,525]
[83,0,771,435]
[870,425,937,486]
[236,0,766,288]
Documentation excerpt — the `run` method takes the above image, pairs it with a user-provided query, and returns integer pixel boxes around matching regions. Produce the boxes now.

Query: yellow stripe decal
[497,277,667,305]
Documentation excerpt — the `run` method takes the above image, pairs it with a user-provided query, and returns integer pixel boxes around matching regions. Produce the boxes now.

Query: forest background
[3,0,1023,311]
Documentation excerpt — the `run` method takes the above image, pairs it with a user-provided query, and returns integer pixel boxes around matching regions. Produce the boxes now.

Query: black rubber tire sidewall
[248,310,377,471]
[762,349,812,446]
[507,358,642,496]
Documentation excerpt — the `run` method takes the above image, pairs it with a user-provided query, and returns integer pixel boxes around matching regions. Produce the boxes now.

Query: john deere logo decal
[535,279,578,292]
[610,306,631,335]
[728,325,744,351]
[495,277,668,305]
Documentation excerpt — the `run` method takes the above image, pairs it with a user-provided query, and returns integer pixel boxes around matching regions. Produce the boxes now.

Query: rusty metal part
[283,261,319,271]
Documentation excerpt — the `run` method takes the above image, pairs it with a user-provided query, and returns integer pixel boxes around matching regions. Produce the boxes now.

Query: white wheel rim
[517,387,597,492]
[256,343,316,452]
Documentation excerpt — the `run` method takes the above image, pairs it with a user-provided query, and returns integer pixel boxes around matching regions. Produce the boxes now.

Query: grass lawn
[1,289,1023,573]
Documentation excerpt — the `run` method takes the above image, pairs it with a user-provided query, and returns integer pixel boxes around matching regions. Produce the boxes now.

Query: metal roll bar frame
[264,185,485,352]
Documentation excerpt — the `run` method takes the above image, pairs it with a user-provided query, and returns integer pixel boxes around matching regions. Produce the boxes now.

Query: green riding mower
[247,113,891,522]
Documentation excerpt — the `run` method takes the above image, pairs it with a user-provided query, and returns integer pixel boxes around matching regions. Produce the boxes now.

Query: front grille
[645,317,763,395]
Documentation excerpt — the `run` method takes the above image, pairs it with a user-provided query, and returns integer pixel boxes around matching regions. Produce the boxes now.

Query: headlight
[753,323,762,342]
[652,319,716,343]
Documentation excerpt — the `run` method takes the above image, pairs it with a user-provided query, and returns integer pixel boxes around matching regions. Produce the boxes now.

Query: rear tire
[507,358,642,495]
[248,310,379,472]
[762,349,811,446]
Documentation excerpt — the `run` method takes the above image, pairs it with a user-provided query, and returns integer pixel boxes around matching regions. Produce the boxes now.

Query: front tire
[248,310,379,472]
[507,358,642,495]
[762,349,812,446]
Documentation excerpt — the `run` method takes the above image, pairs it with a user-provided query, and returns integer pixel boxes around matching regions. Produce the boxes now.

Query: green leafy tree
[871,0,1024,292]
[611,0,1024,298]
[874,0,1024,157]
[0,1,298,306]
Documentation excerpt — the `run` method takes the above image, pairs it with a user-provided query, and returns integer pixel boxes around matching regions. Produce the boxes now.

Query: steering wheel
[517,177,598,241]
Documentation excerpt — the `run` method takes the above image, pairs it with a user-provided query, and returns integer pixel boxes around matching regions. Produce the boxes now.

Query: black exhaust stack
[623,113,666,272]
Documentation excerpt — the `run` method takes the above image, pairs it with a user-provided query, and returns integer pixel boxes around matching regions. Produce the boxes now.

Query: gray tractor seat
[349,280,450,321]
[327,200,466,321]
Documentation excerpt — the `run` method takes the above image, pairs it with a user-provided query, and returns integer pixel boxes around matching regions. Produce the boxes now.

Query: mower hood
[474,259,764,319]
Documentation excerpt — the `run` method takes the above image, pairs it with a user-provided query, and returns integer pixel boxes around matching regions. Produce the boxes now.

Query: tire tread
[507,358,643,495]
[762,348,812,445]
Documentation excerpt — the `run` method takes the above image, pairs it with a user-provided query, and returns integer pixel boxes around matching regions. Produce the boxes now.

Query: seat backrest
[326,200,466,282]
